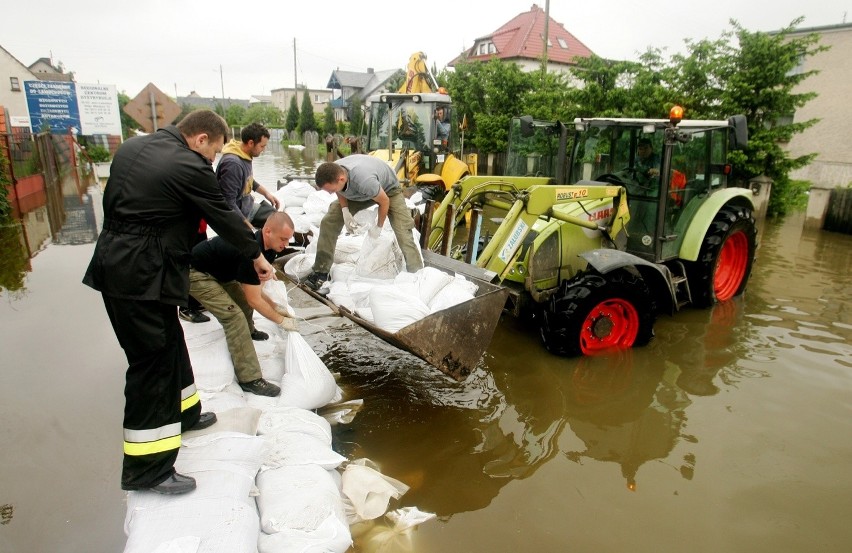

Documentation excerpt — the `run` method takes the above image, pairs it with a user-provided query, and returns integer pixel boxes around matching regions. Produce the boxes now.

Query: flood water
[1,143,850,553]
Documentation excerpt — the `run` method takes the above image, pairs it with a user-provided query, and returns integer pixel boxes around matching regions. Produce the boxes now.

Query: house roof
[450,3,594,67]
[327,70,376,90]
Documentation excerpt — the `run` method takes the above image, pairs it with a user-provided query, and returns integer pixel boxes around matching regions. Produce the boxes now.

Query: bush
[85,145,111,163]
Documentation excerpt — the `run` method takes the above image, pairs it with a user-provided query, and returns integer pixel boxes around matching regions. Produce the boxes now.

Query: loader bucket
[289,251,509,381]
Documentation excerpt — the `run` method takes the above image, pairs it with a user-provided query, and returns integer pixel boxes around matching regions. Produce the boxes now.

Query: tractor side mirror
[728,114,748,150]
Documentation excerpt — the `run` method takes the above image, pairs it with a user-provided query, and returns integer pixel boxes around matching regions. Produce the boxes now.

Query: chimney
[367,68,374,74]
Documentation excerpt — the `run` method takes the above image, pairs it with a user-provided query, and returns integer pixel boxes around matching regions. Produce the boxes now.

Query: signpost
[123,83,181,133]
[24,81,121,135]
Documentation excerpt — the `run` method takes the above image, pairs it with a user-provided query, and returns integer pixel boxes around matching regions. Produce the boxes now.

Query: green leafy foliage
[285,96,299,132]
[322,105,337,135]
[242,105,283,127]
[117,92,142,139]
[225,104,246,126]
[298,91,316,133]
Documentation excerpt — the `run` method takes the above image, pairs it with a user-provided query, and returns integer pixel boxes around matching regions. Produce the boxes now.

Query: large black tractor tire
[686,205,757,308]
[540,268,657,357]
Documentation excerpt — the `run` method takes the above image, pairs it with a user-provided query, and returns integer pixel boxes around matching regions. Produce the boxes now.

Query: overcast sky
[4,0,849,100]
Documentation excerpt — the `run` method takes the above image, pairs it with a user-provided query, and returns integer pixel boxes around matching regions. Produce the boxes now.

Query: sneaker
[302,271,329,292]
[239,378,281,397]
[179,308,210,323]
[250,329,269,341]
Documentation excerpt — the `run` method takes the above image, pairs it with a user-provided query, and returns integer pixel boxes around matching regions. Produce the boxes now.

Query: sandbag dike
[121,284,435,553]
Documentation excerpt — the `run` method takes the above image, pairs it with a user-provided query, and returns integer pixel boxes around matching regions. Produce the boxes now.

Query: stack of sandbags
[123,433,267,553]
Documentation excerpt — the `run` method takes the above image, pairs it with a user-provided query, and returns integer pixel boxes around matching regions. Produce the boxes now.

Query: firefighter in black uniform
[83,110,275,495]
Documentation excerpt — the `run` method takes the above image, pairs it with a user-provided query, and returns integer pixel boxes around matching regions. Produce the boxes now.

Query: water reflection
[0,167,100,293]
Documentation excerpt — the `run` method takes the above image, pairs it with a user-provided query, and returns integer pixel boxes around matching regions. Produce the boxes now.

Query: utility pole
[541,0,550,76]
[220,64,227,109]
[293,38,298,105]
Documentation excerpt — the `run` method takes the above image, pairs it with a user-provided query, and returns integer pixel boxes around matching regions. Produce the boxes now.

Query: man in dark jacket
[83,110,275,495]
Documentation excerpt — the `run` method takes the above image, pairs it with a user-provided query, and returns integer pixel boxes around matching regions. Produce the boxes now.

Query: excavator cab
[366,92,471,200]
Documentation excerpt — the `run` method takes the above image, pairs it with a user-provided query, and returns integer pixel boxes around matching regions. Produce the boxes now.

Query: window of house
[10,77,21,91]
[558,38,568,49]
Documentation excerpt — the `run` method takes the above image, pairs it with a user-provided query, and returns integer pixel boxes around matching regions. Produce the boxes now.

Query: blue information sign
[25,81,81,134]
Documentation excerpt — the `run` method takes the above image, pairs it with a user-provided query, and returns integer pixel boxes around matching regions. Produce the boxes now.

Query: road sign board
[124,83,181,133]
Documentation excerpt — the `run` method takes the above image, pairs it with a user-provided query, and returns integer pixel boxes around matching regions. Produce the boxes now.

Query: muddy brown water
[1,150,851,552]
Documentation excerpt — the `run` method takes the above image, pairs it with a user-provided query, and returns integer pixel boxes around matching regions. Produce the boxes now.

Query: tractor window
[662,130,712,259]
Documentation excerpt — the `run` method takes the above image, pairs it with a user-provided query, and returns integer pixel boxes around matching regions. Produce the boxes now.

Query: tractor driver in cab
[633,137,660,193]
[434,106,450,142]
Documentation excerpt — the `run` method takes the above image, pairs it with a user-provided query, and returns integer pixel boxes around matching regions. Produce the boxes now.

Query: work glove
[342,207,361,234]
[278,316,298,333]
[368,225,382,239]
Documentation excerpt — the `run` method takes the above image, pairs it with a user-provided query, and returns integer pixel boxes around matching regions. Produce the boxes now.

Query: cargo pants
[188,269,263,383]
[312,188,424,274]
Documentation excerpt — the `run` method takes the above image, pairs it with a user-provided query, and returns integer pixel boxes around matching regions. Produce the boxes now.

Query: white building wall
[786,24,852,187]
[0,47,36,126]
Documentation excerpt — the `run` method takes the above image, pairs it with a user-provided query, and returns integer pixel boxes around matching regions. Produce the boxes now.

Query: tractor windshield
[367,100,451,154]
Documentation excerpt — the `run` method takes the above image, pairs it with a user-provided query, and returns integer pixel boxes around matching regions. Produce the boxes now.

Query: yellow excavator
[366,52,475,201]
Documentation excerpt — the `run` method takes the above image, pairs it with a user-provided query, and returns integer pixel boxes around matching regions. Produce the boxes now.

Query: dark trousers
[102,296,202,488]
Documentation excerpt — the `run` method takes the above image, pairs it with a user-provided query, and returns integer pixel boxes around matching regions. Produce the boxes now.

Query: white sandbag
[198,387,246,413]
[428,274,479,313]
[354,307,374,323]
[186,334,236,392]
[256,465,348,535]
[356,233,403,279]
[348,280,390,309]
[260,356,286,384]
[124,497,259,553]
[305,225,321,255]
[183,406,261,438]
[258,515,352,553]
[284,209,313,234]
[326,281,356,312]
[369,287,430,333]
[262,279,295,317]
[352,206,377,229]
[303,189,336,217]
[284,252,315,281]
[178,432,267,480]
[262,431,346,471]
[395,267,453,306]
[329,262,355,284]
[317,399,364,425]
[280,331,339,410]
[386,506,437,531]
[275,180,314,208]
[334,234,365,265]
[257,406,332,445]
[148,536,200,553]
[341,463,410,523]
[181,319,224,347]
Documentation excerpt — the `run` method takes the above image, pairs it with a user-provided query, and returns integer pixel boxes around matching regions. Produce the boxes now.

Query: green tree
[225,104,246,126]
[348,95,366,137]
[242,105,283,127]
[721,19,826,216]
[298,90,316,133]
[322,105,337,135]
[117,92,142,139]
[285,96,299,132]
[446,59,532,153]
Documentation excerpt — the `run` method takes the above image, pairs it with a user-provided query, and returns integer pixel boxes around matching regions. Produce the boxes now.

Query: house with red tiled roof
[450,4,594,75]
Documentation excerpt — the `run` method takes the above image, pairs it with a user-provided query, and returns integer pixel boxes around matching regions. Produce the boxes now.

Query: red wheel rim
[579,299,640,354]
[714,230,748,301]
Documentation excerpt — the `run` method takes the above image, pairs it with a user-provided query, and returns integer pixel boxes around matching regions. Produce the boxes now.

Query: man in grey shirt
[303,154,424,290]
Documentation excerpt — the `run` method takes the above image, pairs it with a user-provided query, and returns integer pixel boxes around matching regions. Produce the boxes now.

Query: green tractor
[421,107,759,357]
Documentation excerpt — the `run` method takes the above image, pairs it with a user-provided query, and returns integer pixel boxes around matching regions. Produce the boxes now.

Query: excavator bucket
[289,251,509,381]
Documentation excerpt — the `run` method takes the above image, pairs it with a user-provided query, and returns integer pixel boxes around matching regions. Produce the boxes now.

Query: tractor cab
[568,108,748,263]
[366,92,471,200]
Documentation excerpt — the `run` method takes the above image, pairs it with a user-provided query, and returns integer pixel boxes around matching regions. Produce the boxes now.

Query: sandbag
[262,280,295,317]
[257,406,332,445]
[275,180,314,208]
[256,464,348,536]
[284,253,315,281]
[356,233,402,280]
[428,274,478,313]
[280,331,339,410]
[124,498,259,553]
[369,287,430,333]
[262,431,346,471]
[340,462,409,523]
